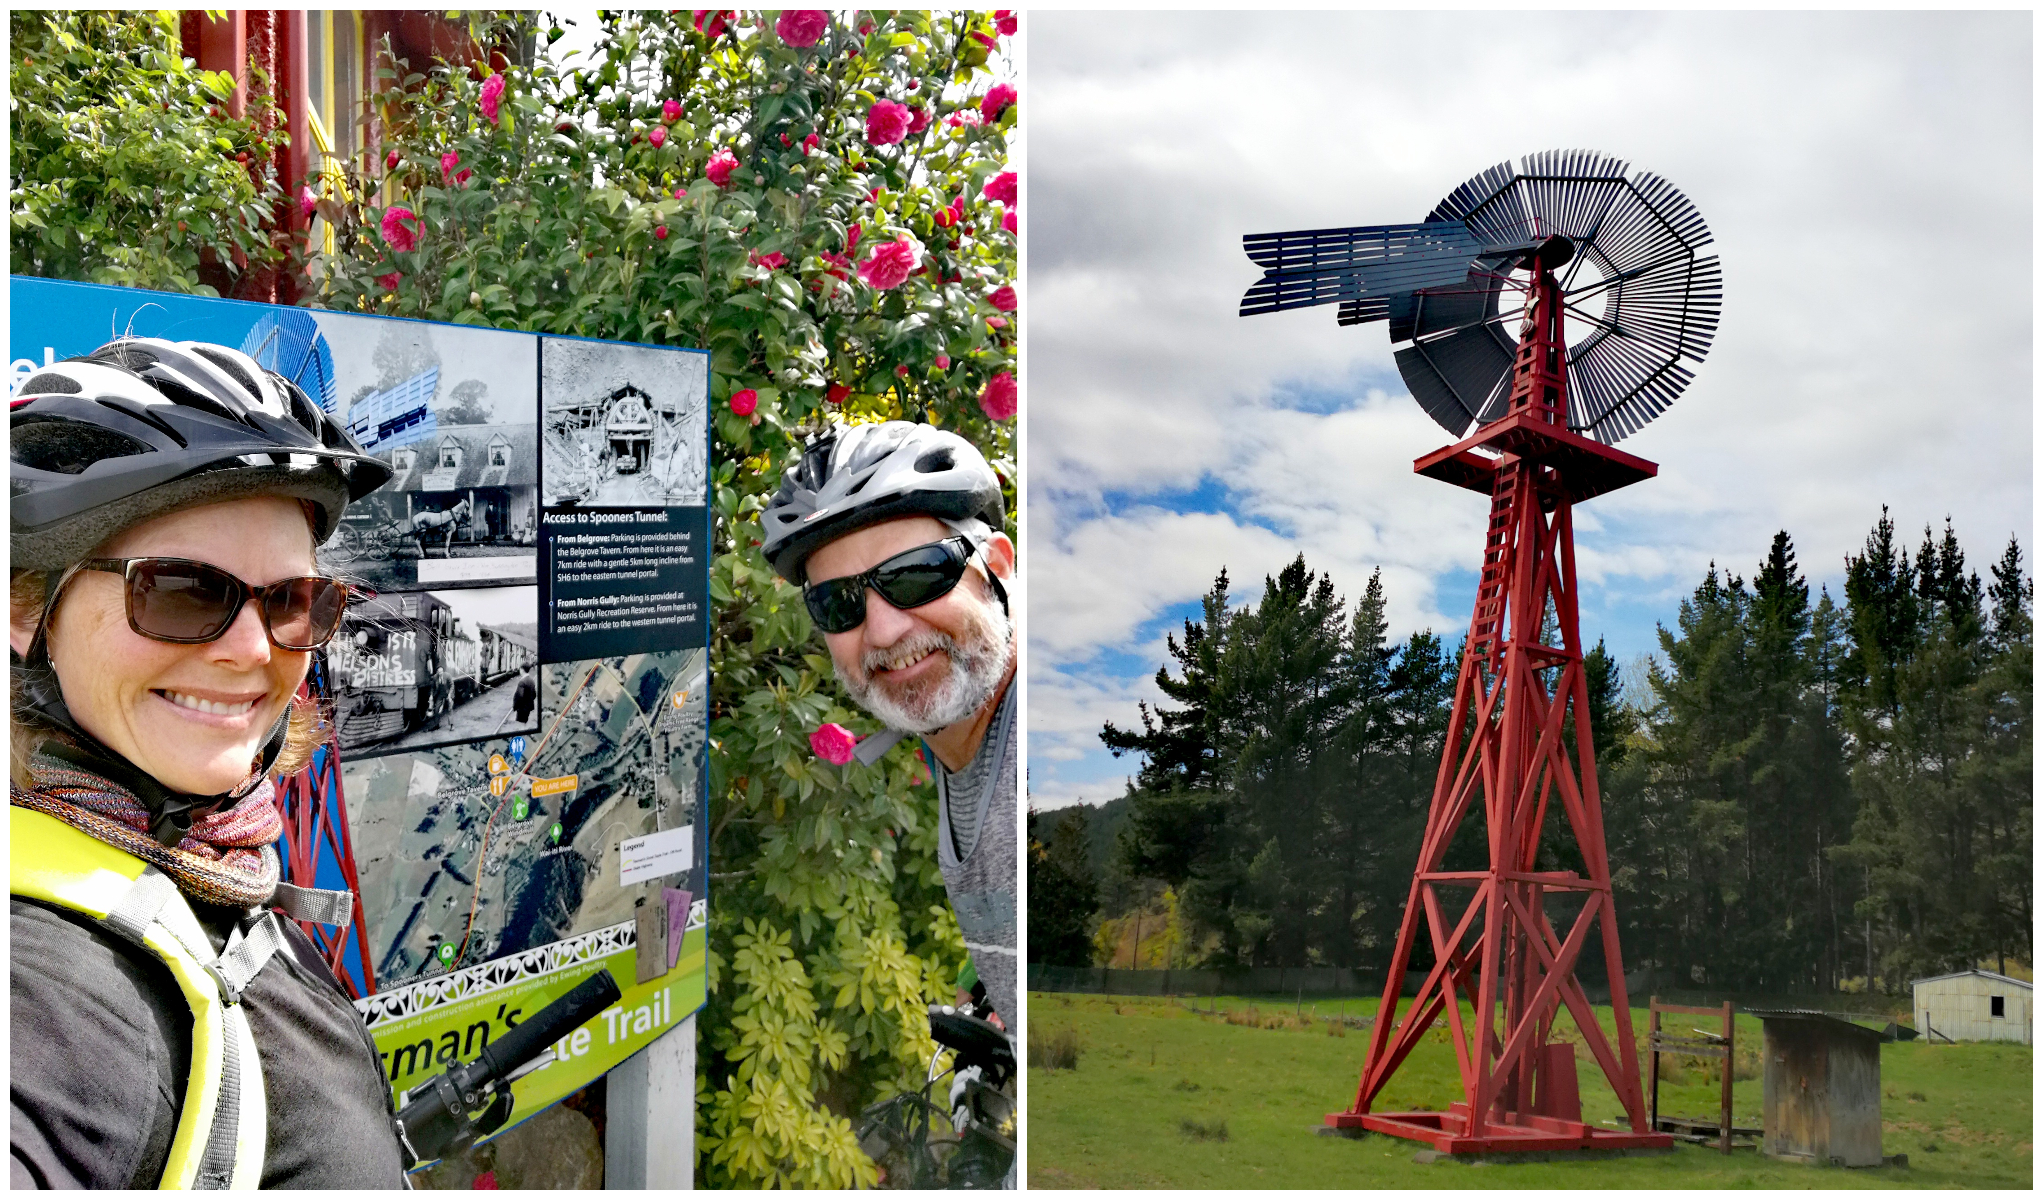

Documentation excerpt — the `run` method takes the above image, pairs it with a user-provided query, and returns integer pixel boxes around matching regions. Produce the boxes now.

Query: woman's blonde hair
[10,567,326,791]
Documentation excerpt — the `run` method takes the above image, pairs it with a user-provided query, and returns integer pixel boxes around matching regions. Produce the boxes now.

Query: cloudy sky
[1024,11,2032,812]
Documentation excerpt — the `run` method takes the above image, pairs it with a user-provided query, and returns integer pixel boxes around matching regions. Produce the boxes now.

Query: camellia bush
[305,10,1018,1188]
[9,9,292,295]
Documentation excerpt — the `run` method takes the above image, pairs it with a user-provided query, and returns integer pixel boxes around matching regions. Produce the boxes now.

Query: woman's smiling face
[29,496,317,796]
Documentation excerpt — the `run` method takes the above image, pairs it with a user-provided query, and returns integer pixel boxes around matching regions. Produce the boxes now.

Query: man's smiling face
[805,515,1013,734]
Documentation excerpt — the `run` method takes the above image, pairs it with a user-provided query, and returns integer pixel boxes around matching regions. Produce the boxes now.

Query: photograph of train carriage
[328,585,541,756]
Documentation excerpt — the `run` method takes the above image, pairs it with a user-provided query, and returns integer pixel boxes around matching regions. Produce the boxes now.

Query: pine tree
[1101,570,1229,792]
[1843,506,1920,718]
[1027,807,1101,968]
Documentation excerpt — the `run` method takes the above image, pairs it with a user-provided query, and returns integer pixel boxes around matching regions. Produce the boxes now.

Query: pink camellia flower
[995,10,1018,35]
[441,151,460,176]
[857,237,918,290]
[663,98,683,122]
[649,126,667,149]
[377,271,402,291]
[480,73,505,124]
[750,250,787,269]
[454,168,473,186]
[987,316,1008,330]
[907,106,930,135]
[988,285,1017,312]
[385,149,400,170]
[982,170,1017,207]
[970,30,997,49]
[706,148,739,187]
[693,10,729,38]
[674,187,689,200]
[980,83,1017,123]
[776,9,828,47]
[846,223,862,252]
[802,133,819,155]
[865,99,911,147]
[810,722,857,765]
[1002,207,1017,234]
[935,354,951,370]
[729,388,757,416]
[978,371,1017,421]
[298,186,318,219]
[381,206,419,252]
[827,382,852,405]
[655,225,669,240]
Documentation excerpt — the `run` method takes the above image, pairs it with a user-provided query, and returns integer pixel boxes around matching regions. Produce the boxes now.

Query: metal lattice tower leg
[1326,247,1669,1154]
[275,675,378,998]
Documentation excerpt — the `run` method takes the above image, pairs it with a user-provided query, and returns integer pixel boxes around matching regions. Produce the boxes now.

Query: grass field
[1025,991,2032,1189]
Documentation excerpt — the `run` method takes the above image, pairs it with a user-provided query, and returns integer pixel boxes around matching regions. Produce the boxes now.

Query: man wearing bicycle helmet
[763,422,1018,1029]
[10,338,409,1187]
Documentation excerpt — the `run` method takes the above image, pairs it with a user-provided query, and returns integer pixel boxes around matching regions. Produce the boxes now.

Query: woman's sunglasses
[76,557,367,651]
[803,537,976,634]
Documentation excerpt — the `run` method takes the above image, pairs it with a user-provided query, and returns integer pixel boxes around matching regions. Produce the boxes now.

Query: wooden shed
[1748,1010,1884,1168]
[1911,969,2032,1044]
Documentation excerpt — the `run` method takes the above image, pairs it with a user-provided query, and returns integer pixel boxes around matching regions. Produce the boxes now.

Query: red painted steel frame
[1327,246,1670,1154]
[275,681,377,998]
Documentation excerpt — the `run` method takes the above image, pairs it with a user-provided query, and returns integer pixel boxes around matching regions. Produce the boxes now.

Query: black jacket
[10,892,409,1189]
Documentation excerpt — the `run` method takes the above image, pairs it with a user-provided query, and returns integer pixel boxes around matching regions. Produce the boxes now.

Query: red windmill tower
[1240,151,1722,1154]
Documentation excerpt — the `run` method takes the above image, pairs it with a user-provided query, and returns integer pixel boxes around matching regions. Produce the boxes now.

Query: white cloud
[1024,10,2032,809]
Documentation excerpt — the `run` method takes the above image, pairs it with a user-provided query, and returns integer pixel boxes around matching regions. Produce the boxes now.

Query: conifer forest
[1032,510,2032,995]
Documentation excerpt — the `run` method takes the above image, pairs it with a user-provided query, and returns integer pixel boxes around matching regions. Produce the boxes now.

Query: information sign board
[9,277,712,1152]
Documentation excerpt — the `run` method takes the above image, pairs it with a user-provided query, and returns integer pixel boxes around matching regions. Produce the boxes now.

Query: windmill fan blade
[1243,150,1721,446]
[1567,253,1722,441]
[1409,150,1719,444]
[1389,267,1504,344]
[240,308,338,412]
[1394,319,1516,437]
[1240,221,1488,317]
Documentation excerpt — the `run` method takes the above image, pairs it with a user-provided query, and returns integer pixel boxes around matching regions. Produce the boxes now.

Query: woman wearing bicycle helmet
[10,338,410,1188]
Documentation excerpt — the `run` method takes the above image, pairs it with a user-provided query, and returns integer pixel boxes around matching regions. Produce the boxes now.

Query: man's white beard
[838,594,1012,735]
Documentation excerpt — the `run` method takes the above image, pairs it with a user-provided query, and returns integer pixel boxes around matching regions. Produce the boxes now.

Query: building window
[392,447,416,472]
[489,436,510,467]
[1991,995,2005,1018]
[440,443,461,470]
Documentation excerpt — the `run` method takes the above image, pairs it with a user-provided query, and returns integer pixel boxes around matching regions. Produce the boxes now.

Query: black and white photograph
[327,585,541,757]
[311,312,540,592]
[540,335,709,508]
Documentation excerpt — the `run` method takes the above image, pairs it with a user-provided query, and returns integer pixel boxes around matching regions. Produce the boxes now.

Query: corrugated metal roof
[1909,968,2033,990]
[1745,1009,1886,1042]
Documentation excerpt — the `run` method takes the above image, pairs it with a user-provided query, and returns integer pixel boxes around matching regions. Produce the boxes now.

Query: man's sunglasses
[76,557,367,651]
[803,537,976,634]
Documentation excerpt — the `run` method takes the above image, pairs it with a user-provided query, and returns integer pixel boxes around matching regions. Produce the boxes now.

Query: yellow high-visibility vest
[11,806,268,1189]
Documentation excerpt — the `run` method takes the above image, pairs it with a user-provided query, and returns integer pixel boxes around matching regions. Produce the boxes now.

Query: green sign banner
[364,924,707,1141]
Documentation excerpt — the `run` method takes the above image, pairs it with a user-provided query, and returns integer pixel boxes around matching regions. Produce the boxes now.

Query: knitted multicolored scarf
[11,752,282,909]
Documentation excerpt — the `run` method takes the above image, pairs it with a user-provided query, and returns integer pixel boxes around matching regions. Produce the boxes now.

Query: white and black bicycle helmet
[762,421,1005,583]
[11,337,392,571]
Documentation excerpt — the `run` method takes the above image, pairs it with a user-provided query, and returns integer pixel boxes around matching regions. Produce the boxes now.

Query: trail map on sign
[344,648,709,988]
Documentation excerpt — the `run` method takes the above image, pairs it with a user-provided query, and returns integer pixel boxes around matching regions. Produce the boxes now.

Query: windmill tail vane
[1240,150,1723,1155]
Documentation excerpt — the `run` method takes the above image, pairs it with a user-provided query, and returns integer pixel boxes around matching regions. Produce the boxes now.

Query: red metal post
[1327,241,1670,1154]
[274,678,377,998]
